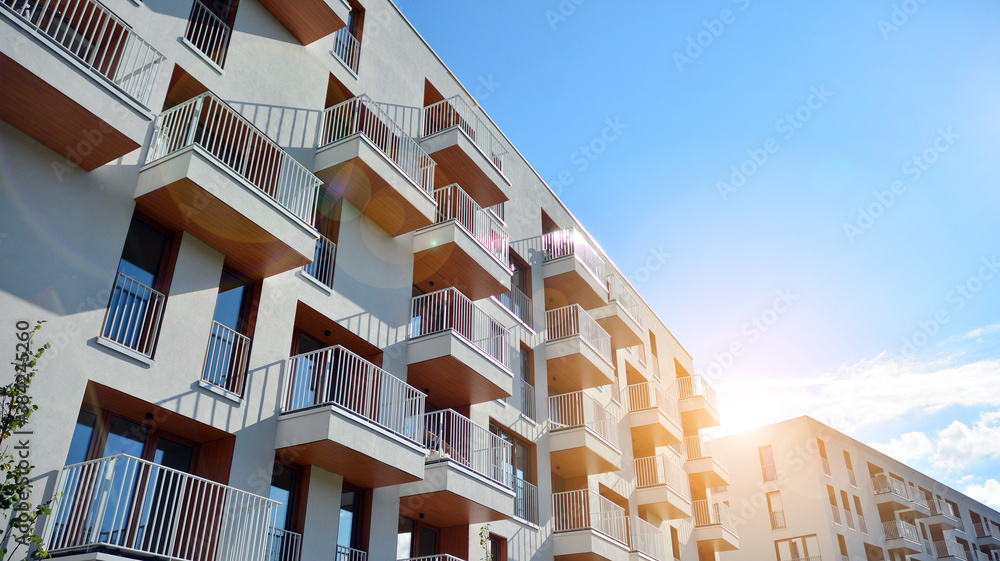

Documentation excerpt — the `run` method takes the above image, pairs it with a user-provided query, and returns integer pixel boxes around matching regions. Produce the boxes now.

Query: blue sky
[395,1,1000,506]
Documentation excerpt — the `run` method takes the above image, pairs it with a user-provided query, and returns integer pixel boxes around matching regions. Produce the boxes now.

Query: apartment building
[716,416,1000,561]
[0,1,737,560]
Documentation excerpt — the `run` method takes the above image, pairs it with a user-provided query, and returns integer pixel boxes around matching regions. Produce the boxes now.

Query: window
[488,533,506,561]
[202,268,255,395]
[185,0,239,69]
[828,486,841,525]
[670,527,680,560]
[396,516,438,559]
[69,408,197,474]
[844,450,856,487]
[817,438,830,476]
[774,535,820,561]
[490,422,537,522]
[853,496,866,533]
[759,445,777,481]
[768,491,785,530]
[270,462,299,560]
[66,410,97,465]
[837,534,849,559]
[339,486,365,551]
[648,331,660,379]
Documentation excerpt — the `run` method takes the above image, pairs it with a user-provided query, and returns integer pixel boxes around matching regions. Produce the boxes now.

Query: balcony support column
[301,466,345,561]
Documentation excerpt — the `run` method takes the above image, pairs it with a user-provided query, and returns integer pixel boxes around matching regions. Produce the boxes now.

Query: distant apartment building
[716,417,1000,561]
[0,0,739,560]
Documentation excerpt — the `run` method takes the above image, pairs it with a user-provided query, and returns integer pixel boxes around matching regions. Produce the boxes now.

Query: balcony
[552,490,630,561]
[549,390,622,478]
[515,476,539,525]
[421,95,509,207]
[139,93,321,278]
[677,375,721,429]
[623,344,649,378]
[269,528,304,561]
[1,0,164,170]
[630,516,668,561]
[975,522,1000,549]
[399,409,514,527]
[276,345,428,488]
[634,455,692,520]
[927,498,961,530]
[413,184,511,300]
[625,381,682,449]
[97,272,165,361]
[546,304,615,394]
[42,454,275,561]
[882,520,921,554]
[692,499,739,552]
[332,27,360,74]
[408,288,515,408]
[301,234,336,292]
[935,540,971,561]
[907,492,932,518]
[257,0,349,45]
[871,474,911,511]
[508,374,537,423]
[316,95,437,236]
[542,229,609,310]
[199,321,250,400]
[590,276,643,349]
[492,285,533,328]
[184,1,230,70]
[337,546,366,561]
[685,434,731,488]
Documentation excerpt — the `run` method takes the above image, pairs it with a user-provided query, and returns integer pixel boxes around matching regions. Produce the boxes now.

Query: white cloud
[965,479,1000,510]
[870,432,934,464]
[866,411,1000,476]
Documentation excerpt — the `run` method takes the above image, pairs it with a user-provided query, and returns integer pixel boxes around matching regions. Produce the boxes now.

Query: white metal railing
[872,474,909,500]
[336,545,367,561]
[831,503,842,525]
[147,93,321,225]
[410,287,515,371]
[400,555,463,561]
[821,457,831,476]
[634,343,648,367]
[42,454,276,560]
[509,375,536,422]
[634,455,691,500]
[184,0,231,68]
[267,527,302,561]
[607,275,642,327]
[552,489,628,546]
[931,498,960,522]
[685,434,728,471]
[675,375,719,412]
[844,508,855,530]
[847,467,857,487]
[283,345,426,444]
[858,514,868,534]
[912,491,930,510]
[493,285,532,327]
[882,520,919,543]
[546,304,612,363]
[626,381,681,428]
[303,234,336,290]
[549,390,620,450]
[514,476,539,525]
[488,202,504,222]
[541,228,606,286]
[1,0,164,106]
[100,272,165,358]
[332,26,360,73]
[432,183,509,266]
[320,95,436,194]
[935,540,969,560]
[631,516,667,561]
[423,95,507,173]
[975,522,1000,540]
[770,510,786,530]
[201,320,251,396]
[762,463,778,482]
[422,409,512,489]
[693,499,736,533]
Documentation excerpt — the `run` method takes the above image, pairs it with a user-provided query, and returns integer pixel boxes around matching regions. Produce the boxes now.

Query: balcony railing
[858,514,868,534]
[693,499,737,533]
[631,516,668,561]
[422,409,513,489]
[282,345,426,444]
[302,234,336,290]
[931,498,960,522]
[423,95,507,173]
[607,275,642,327]
[147,93,321,225]
[549,390,620,450]
[321,95,436,194]
[541,228,606,285]
[1,0,165,106]
[847,467,857,487]
[553,489,628,546]
[844,508,855,530]
[935,540,969,560]
[685,434,728,471]
[509,374,536,422]
[336,545,367,561]
[432,183,509,267]
[493,285,532,327]
[872,474,909,500]
[267,527,302,561]
[514,476,539,525]
[770,510,786,530]
[546,304,612,363]
[201,321,251,397]
[882,520,919,543]
[410,287,516,371]
[676,375,719,411]
[184,0,231,69]
[626,381,681,427]
[43,454,276,560]
[831,503,842,525]
[912,492,930,510]
[401,556,464,561]
[821,457,831,476]
[762,463,778,482]
[975,522,1000,540]
[100,272,165,359]
[634,455,691,500]
[332,26,360,73]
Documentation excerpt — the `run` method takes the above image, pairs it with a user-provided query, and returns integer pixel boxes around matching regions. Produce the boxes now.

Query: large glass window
[339,487,363,550]
[66,410,97,465]
[153,438,193,471]
[117,218,168,288]
[103,416,148,458]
